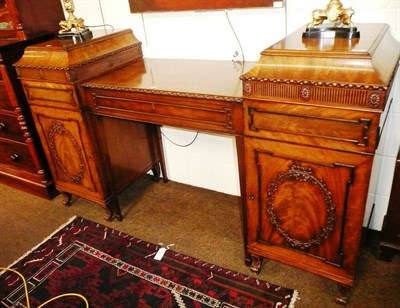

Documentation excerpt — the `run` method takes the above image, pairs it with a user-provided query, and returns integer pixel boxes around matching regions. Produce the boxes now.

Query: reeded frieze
[241,79,387,110]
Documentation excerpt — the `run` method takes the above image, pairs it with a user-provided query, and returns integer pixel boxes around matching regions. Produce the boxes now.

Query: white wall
[68,0,400,230]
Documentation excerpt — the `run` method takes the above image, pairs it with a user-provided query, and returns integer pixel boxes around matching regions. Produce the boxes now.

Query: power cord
[86,24,115,31]
[225,10,245,63]
[161,130,199,147]
[1,267,89,308]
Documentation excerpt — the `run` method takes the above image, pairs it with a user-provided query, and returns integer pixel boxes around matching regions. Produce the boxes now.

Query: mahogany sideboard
[15,24,399,304]
[0,0,64,198]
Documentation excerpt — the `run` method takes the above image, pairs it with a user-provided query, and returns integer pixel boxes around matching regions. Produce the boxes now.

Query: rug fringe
[288,289,299,308]
[0,216,78,277]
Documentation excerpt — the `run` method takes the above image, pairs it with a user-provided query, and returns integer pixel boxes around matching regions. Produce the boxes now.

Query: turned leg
[155,126,168,183]
[61,192,72,206]
[249,254,263,274]
[336,283,351,305]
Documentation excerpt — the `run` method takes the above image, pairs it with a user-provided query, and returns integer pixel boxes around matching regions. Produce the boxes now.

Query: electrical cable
[161,130,199,147]
[225,11,245,63]
[0,267,89,308]
[86,24,115,30]
[85,0,114,31]
[98,0,106,27]
[141,13,149,45]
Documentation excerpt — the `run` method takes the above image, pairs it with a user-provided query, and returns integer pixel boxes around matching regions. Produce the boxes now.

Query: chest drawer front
[0,113,25,142]
[244,100,379,153]
[85,89,243,135]
[0,139,37,173]
[0,82,12,111]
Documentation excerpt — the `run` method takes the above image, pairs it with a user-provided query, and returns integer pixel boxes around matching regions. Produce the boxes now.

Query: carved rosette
[243,81,252,96]
[368,92,381,108]
[300,85,311,101]
[266,164,336,249]
[48,122,85,183]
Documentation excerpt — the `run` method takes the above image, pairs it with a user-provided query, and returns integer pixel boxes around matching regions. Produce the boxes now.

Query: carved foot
[61,192,72,206]
[249,254,263,274]
[336,283,351,305]
[103,201,123,222]
[103,207,113,222]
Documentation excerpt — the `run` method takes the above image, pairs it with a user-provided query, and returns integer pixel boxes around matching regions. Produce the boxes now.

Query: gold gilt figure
[59,0,89,34]
[308,0,355,28]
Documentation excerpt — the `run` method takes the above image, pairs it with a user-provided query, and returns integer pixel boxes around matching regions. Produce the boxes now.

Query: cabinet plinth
[241,23,400,304]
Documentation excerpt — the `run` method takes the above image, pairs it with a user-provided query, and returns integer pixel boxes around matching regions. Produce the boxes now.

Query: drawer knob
[0,122,6,131]
[248,194,255,200]
[10,154,20,162]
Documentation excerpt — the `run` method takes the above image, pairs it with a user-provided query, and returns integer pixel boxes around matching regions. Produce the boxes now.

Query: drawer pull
[10,154,20,162]
[0,122,6,131]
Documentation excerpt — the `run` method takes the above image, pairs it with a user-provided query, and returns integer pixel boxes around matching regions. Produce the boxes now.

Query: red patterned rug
[0,216,298,307]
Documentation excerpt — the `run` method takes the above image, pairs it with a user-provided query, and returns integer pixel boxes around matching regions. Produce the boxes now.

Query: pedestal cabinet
[15,30,166,220]
[241,24,399,304]
[0,0,64,198]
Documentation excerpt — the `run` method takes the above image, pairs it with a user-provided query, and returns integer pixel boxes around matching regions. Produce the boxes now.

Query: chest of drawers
[0,0,64,198]
[0,39,57,198]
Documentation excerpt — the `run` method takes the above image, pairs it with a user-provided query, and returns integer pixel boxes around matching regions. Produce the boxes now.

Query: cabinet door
[30,105,106,203]
[244,137,373,281]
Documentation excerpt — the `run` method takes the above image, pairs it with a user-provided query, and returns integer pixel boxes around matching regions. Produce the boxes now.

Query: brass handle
[248,194,255,200]
[10,154,20,162]
[0,122,6,131]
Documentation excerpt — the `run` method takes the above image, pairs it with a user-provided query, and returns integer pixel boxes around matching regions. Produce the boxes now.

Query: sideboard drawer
[85,88,244,135]
[0,113,25,142]
[0,139,37,173]
[22,81,80,110]
[244,100,380,153]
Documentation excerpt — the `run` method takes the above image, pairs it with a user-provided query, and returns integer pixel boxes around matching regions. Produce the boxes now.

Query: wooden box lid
[242,23,400,111]
[15,29,143,83]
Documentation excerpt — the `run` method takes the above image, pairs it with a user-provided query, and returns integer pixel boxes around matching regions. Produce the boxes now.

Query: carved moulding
[48,122,85,183]
[83,83,243,104]
[266,164,337,249]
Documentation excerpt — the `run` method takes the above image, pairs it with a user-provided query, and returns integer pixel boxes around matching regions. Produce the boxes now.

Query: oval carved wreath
[266,164,336,249]
[48,122,85,184]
